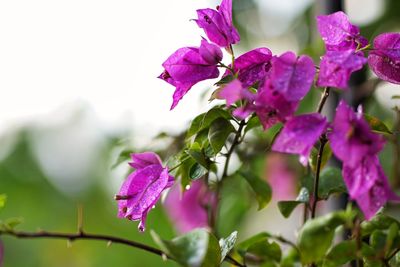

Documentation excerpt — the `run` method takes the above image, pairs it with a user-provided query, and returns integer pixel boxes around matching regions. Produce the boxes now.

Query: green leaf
[247,240,281,264]
[187,107,230,138]
[370,230,386,254]
[0,194,6,209]
[386,223,399,255]
[323,240,357,267]
[219,231,237,262]
[298,211,353,264]
[278,187,309,218]
[364,114,392,135]
[2,217,23,230]
[189,163,207,180]
[215,75,234,86]
[310,142,332,172]
[361,213,400,236]
[151,229,221,267]
[244,115,261,134]
[237,232,281,265]
[280,247,300,267]
[318,167,347,199]
[111,149,131,169]
[237,232,271,252]
[178,157,196,189]
[187,143,209,169]
[238,171,272,210]
[208,118,235,154]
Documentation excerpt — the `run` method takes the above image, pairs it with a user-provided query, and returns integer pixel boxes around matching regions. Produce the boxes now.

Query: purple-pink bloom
[272,113,328,166]
[164,180,215,233]
[316,11,368,51]
[224,48,273,87]
[329,101,385,168]
[255,85,298,130]
[269,52,315,102]
[115,152,174,232]
[218,79,257,119]
[195,0,240,47]
[219,79,247,106]
[343,155,400,220]
[0,240,3,267]
[317,50,367,89]
[264,153,297,201]
[159,39,223,110]
[368,32,400,84]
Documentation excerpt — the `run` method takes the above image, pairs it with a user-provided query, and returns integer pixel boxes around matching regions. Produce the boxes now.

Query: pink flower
[164,180,215,233]
[329,101,400,219]
[224,48,272,87]
[272,113,328,166]
[317,50,367,89]
[368,32,400,84]
[195,0,240,47]
[268,52,315,102]
[115,152,174,232]
[0,240,3,267]
[159,39,222,110]
[343,155,400,220]
[316,11,368,51]
[264,153,297,201]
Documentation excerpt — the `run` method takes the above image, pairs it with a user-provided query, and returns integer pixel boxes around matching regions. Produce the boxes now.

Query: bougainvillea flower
[317,50,367,89]
[115,152,174,232]
[329,101,385,168]
[224,47,273,87]
[368,32,400,84]
[0,240,3,266]
[159,39,223,109]
[268,52,315,102]
[218,79,257,119]
[264,153,297,201]
[164,180,215,233]
[316,11,368,51]
[272,113,328,166]
[219,79,246,106]
[255,81,299,130]
[343,155,400,220]
[195,0,240,47]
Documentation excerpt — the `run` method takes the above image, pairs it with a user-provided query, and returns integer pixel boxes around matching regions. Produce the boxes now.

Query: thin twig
[212,119,246,234]
[77,204,84,234]
[222,120,246,178]
[317,87,331,113]
[0,229,246,267]
[311,136,327,219]
[387,247,400,262]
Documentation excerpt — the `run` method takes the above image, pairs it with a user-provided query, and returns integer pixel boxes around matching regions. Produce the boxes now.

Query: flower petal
[272,113,328,166]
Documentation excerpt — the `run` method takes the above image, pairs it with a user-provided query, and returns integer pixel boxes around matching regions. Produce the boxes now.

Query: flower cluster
[115,152,174,232]
[118,1,400,232]
[159,0,239,110]
[330,101,400,219]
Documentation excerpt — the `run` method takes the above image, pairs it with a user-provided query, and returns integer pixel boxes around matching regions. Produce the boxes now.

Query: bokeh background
[0,0,399,266]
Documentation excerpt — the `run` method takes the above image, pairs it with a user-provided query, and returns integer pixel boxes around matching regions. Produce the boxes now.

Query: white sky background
[0,0,390,141]
[0,0,216,141]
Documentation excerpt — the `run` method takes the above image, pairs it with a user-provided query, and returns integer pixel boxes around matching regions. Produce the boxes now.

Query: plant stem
[317,87,331,113]
[0,229,246,267]
[311,136,327,219]
[211,119,246,234]
[308,87,331,220]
